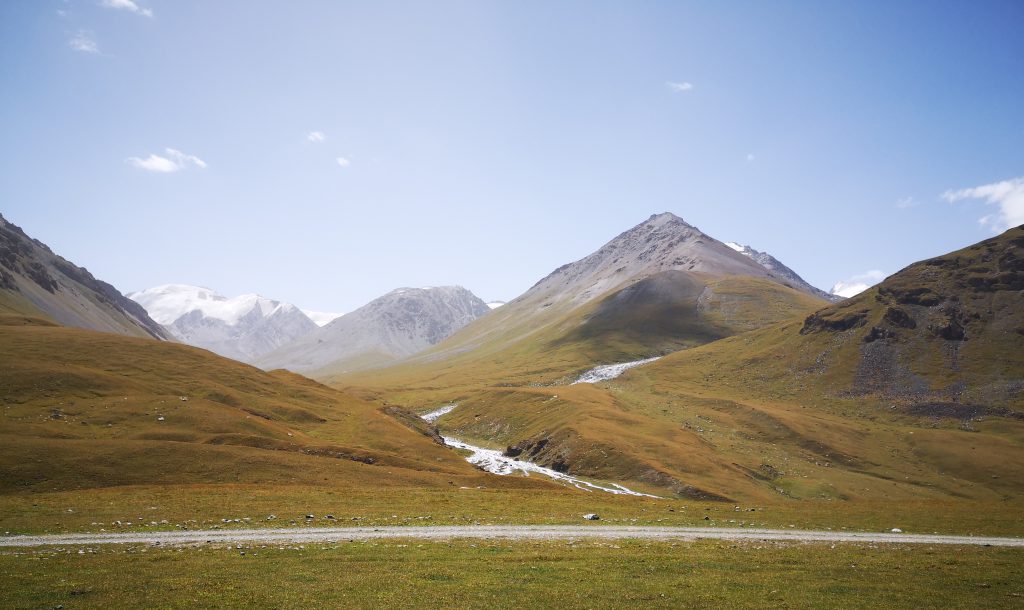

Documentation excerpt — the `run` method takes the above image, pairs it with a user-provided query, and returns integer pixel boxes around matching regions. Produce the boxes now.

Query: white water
[422,404,457,423]
[572,356,661,384]
[420,404,658,498]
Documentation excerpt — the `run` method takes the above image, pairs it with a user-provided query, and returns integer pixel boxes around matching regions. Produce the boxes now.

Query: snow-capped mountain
[724,242,839,301]
[127,284,319,363]
[257,286,492,375]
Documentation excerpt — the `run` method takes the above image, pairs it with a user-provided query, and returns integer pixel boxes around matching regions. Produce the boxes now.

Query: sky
[2,1,1022,313]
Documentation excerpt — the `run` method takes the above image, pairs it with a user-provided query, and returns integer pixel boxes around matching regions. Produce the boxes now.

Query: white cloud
[830,270,886,298]
[336,157,351,168]
[667,81,694,92]
[941,176,1024,233]
[126,148,207,173]
[165,148,207,169]
[57,9,68,17]
[746,153,755,162]
[895,196,918,209]
[69,30,99,54]
[301,309,344,326]
[307,131,326,143]
[100,0,153,17]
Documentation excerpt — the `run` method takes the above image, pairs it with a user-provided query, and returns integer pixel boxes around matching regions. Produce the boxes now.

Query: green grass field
[2,539,1022,609]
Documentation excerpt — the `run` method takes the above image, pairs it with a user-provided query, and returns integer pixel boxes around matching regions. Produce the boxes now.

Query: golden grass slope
[335,229,1024,503]
[0,314,533,494]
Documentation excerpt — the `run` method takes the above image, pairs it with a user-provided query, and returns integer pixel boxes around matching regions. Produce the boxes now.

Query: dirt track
[2,525,1021,548]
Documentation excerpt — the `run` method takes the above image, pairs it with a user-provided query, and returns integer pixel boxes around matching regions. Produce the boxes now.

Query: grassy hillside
[333,229,1024,504]
[333,273,825,399]
[0,314,514,494]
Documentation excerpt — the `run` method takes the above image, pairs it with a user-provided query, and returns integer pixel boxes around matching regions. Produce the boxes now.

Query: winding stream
[421,404,658,497]
[572,356,662,384]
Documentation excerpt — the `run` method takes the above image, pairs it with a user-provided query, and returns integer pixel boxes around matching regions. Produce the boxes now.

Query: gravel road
[1,525,1021,548]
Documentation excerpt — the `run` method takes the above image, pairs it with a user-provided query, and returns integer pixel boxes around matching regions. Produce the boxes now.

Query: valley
[3,2,1023,601]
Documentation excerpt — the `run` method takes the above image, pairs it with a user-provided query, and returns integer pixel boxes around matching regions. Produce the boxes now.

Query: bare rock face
[257,286,492,374]
[523,213,774,308]
[0,213,171,339]
[724,241,838,301]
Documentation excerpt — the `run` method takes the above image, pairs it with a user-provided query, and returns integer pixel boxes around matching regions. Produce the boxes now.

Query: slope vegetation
[0,314,500,494]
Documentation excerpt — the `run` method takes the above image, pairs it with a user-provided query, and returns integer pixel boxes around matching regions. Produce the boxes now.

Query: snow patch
[572,357,661,385]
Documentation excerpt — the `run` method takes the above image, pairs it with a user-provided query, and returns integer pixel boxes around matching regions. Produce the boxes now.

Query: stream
[422,404,658,497]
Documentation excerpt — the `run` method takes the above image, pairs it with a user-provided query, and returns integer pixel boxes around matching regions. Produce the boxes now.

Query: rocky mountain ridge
[724,241,838,301]
[0,213,170,340]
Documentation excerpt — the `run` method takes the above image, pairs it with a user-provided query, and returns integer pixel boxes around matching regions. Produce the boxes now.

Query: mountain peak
[523,212,768,306]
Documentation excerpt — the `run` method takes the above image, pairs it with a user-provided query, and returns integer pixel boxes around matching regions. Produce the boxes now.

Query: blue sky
[2,1,1022,311]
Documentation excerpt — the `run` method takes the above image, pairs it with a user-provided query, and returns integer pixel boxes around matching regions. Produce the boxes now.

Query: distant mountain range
[127,284,321,364]
[127,283,493,371]
[256,286,493,375]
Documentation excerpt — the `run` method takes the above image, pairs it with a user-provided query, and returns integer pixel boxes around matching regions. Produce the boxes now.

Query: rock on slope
[258,286,492,374]
[0,213,170,339]
[128,284,319,364]
[724,241,838,301]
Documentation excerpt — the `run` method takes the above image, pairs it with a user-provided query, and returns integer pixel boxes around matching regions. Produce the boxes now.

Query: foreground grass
[2,539,1022,609]
[2,484,1022,537]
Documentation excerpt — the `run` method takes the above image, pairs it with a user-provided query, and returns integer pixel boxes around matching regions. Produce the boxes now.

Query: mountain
[334,213,831,497]
[127,284,319,364]
[724,241,839,301]
[341,213,828,388]
[257,286,493,375]
[0,213,170,340]
[598,224,1024,499]
[345,223,1024,502]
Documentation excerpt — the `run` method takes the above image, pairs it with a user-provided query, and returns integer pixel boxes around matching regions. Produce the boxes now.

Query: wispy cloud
[100,0,153,17]
[126,148,207,173]
[830,270,886,298]
[666,81,694,93]
[336,157,351,168]
[307,131,326,143]
[746,153,755,162]
[69,30,99,54]
[942,177,1024,232]
[895,196,918,209]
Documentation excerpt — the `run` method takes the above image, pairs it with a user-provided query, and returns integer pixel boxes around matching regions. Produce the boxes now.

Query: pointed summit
[523,212,770,307]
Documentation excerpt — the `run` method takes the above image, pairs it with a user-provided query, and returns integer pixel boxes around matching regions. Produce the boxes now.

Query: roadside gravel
[2,525,1021,548]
